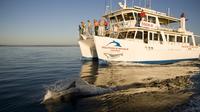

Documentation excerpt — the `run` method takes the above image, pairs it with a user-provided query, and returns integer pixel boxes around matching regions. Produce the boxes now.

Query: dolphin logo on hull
[106,40,122,47]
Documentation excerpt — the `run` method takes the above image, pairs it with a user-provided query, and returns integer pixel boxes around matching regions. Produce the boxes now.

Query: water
[0,47,81,112]
[0,47,200,112]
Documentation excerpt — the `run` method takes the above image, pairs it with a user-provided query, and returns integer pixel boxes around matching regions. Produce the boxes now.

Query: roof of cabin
[115,27,191,36]
[103,6,180,24]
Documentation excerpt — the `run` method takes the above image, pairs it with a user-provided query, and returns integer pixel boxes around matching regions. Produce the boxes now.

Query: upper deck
[104,6,180,23]
[101,4,198,46]
[103,5,185,34]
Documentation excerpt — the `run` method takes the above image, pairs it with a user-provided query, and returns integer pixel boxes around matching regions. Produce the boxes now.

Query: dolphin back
[42,78,113,103]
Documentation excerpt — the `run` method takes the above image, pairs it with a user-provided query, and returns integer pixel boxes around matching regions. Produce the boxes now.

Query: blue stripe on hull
[80,56,98,61]
[99,58,198,65]
[136,58,198,64]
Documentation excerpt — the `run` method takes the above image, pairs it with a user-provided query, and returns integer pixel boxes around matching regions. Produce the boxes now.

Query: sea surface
[0,47,200,112]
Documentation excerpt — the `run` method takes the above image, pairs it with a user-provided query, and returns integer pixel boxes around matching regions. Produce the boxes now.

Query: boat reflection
[77,61,200,112]
[80,61,99,85]
[80,61,199,88]
[45,60,200,112]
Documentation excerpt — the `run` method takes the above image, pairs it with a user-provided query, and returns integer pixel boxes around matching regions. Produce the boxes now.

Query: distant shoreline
[0,45,78,47]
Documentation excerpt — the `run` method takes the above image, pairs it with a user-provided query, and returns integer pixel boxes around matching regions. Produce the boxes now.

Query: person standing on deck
[81,21,86,34]
[94,19,99,36]
[104,19,109,30]
[78,25,82,35]
[87,20,93,35]
[98,18,105,36]
[139,10,146,26]
[179,12,187,32]
[139,10,146,20]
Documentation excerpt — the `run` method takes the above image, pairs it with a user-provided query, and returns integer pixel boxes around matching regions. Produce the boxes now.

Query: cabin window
[105,33,110,37]
[159,34,163,41]
[124,13,134,21]
[188,35,193,45]
[148,16,156,24]
[169,35,175,42]
[127,31,135,39]
[110,16,117,23]
[183,37,187,43]
[177,36,182,43]
[154,33,158,41]
[134,12,139,20]
[118,32,127,39]
[165,35,168,41]
[187,36,190,43]
[117,15,124,22]
[110,33,118,38]
[143,16,147,21]
[149,32,153,40]
[144,31,148,43]
[135,31,143,39]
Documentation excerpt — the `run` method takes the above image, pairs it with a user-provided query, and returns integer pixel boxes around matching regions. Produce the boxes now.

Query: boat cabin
[103,5,197,46]
[104,6,180,32]
[108,28,196,46]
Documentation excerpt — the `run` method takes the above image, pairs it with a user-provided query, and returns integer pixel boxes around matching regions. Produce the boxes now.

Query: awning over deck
[158,15,180,25]
[103,6,180,25]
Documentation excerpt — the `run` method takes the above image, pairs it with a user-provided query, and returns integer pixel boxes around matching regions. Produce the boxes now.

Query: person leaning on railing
[98,18,105,36]
[104,19,109,30]
[87,20,93,35]
[94,19,99,36]
[80,21,86,35]
[138,10,146,26]
[78,25,81,35]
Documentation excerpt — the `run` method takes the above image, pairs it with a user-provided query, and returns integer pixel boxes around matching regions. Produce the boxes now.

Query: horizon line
[0,45,78,47]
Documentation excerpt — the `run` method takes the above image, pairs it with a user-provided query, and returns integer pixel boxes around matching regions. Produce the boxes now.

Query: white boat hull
[94,36,200,64]
[78,38,97,60]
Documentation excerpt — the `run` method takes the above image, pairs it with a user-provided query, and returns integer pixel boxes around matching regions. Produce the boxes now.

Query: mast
[139,0,142,6]
[105,0,112,14]
[132,0,134,7]
[118,0,127,9]
[167,8,171,16]
[110,0,112,12]
[124,0,127,8]
[146,0,151,9]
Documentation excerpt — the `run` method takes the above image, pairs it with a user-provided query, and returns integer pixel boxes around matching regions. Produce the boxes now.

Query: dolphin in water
[42,78,113,104]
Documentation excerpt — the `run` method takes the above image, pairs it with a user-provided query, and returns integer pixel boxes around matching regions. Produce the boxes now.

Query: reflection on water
[81,61,199,87]
[45,60,200,112]
[80,61,99,85]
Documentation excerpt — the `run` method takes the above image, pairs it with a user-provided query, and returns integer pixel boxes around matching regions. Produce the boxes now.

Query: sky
[0,0,200,45]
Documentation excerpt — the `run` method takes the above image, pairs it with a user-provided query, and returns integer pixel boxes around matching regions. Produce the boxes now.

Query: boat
[78,33,97,61]
[93,0,200,64]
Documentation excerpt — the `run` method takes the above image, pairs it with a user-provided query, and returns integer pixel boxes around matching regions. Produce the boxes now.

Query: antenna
[105,0,112,14]
[124,0,127,8]
[132,0,134,7]
[148,0,151,9]
[139,0,142,6]
[110,0,112,12]
[119,0,127,9]
[167,8,170,16]
[105,0,107,14]
[146,0,151,9]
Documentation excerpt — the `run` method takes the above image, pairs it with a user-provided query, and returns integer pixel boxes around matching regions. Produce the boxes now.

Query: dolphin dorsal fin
[67,81,76,89]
